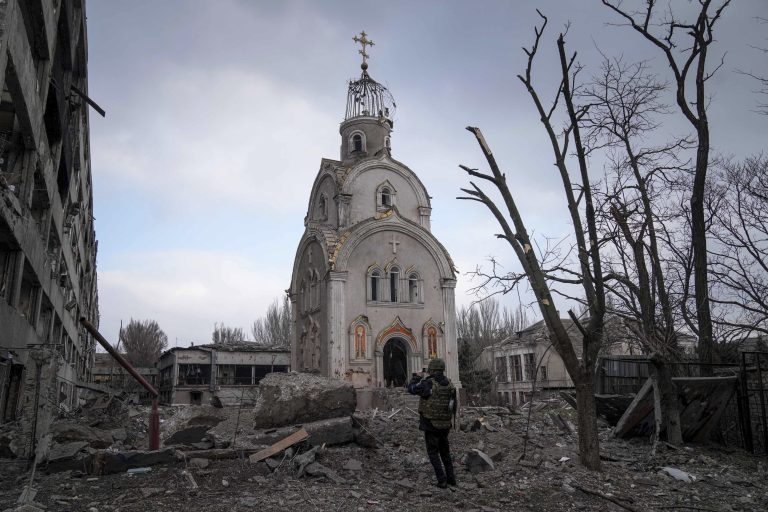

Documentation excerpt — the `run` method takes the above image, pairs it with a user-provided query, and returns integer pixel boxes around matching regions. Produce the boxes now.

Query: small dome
[345,70,396,123]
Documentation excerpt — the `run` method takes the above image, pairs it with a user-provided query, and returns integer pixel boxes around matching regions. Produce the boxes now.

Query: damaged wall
[0,0,100,457]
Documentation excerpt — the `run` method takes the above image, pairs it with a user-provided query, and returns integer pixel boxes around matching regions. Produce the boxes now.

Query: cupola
[340,31,396,164]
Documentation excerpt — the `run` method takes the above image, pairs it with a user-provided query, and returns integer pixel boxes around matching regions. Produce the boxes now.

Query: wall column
[327,271,347,380]
[441,278,461,388]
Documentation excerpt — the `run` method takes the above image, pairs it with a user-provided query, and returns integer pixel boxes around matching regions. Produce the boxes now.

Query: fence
[596,355,768,455]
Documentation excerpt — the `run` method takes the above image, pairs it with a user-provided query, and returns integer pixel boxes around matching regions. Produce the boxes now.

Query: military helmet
[428,358,446,372]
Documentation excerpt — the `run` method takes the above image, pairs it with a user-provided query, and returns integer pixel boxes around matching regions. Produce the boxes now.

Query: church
[289,32,459,389]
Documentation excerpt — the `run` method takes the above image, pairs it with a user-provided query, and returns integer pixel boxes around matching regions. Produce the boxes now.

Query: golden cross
[353,31,375,68]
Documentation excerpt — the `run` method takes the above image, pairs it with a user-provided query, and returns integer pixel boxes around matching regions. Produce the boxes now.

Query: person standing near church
[407,358,457,488]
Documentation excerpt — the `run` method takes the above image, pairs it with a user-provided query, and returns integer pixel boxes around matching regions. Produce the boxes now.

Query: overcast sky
[85,0,767,346]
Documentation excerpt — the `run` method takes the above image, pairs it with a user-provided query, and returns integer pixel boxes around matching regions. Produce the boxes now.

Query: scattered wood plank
[614,378,654,438]
[387,408,401,419]
[248,428,309,463]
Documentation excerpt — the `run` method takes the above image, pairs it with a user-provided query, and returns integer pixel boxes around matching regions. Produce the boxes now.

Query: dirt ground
[1,398,767,512]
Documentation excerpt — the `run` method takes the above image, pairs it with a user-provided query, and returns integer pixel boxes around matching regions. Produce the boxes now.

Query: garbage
[126,467,151,474]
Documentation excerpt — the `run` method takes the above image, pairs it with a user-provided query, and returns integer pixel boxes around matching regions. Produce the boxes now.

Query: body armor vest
[418,379,455,430]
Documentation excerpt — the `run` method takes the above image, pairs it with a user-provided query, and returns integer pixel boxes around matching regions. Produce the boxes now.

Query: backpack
[419,379,456,430]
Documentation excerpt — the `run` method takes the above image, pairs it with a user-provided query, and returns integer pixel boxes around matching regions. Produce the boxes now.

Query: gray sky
[86,0,767,345]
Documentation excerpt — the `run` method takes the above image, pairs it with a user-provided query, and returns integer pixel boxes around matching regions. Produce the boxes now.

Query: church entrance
[383,338,408,388]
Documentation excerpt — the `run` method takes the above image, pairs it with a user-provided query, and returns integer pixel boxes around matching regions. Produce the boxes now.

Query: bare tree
[708,156,768,340]
[212,323,246,345]
[252,296,293,347]
[120,319,168,367]
[602,0,733,365]
[459,13,606,470]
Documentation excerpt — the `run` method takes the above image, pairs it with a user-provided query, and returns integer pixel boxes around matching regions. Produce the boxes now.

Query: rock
[343,458,363,471]
[404,453,427,467]
[659,467,696,482]
[190,440,214,450]
[252,372,356,428]
[222,479,229,487]
[189,458,210,469]
[140,487,163,498]
[306,416,355,446]
[293,446,319,474]
[50,422,113,448]
[465,449,495,474]
[304,462,343,483]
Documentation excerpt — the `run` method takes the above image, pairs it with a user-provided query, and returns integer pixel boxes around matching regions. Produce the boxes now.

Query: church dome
[344,70,396,125]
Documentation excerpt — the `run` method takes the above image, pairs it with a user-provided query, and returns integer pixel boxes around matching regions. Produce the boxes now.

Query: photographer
[407,358,457,488]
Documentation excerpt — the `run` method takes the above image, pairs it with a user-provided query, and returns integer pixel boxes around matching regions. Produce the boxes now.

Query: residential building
[158,342,290,405]
[289,34,459,389]
[479,316,649,405]
[0,0,99,457]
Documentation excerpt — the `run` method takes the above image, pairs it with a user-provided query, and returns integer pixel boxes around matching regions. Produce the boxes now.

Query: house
[478,316,679,405]
[158,342,290,405]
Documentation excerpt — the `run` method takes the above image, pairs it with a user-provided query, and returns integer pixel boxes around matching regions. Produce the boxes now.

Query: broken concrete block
[47,441,89,463]
[465,449,495,473]
[305,416,354,446]
[50,422,113,448]
[252,372,356,428]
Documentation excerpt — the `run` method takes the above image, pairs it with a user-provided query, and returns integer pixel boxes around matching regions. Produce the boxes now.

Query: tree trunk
[650,355,683,446]
[574,378,601,471]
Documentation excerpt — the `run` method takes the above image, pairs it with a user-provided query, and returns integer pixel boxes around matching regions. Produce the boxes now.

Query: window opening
[381,187,391,207]
[389,267,399,302]
[352,134,363,152]
[370,270,380,301]
[408,274,418,303]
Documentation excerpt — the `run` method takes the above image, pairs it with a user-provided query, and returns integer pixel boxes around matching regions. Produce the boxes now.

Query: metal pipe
[79,318,160,450]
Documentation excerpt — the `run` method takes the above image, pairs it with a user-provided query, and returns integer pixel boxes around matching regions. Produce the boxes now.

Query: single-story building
[158,342,291,405]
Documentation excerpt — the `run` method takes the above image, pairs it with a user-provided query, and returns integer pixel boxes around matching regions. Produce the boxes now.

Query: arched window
[389,267,400,302]
[408,273,419,303]
[370,270,381,301]
[381,187,391,207]
[318,195,327,220]
[352,134,362,152]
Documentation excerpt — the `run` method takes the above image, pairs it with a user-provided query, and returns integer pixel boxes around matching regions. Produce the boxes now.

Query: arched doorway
[383,338,408,387]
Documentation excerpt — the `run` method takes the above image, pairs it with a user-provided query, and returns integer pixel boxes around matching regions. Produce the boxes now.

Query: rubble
[252,372,356,427]
[2,389,767,511]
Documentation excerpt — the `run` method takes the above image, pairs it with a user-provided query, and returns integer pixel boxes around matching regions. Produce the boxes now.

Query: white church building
[290,33,459,389]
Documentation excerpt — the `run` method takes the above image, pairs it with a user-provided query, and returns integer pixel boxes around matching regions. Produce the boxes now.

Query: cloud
[91,65,338,218]
[98,249,286,345]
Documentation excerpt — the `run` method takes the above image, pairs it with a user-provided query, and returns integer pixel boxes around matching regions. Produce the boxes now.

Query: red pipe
[79,317,160,450]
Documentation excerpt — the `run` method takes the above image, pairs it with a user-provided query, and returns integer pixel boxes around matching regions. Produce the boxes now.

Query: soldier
[407,358,457,488]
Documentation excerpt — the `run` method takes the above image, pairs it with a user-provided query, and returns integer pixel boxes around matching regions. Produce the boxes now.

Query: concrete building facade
[157,343,290,406]
[0,0,100,455]
[290,44,459,389]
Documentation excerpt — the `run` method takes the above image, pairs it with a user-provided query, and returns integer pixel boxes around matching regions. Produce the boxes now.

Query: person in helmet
[407,357,457,488]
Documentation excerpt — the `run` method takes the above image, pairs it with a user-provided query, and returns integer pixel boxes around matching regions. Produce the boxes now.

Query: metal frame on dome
[345,72,396,122]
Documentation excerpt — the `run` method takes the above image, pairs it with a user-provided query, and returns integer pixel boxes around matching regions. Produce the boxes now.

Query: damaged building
[289,34,460,389]
[0,0,100,457]
[91,353,157,401]
[158,342,290,406]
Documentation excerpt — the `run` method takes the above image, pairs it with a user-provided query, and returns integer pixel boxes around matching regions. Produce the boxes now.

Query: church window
[427,326,438,359]
[349,131,366,154]
[381,187,391,207]
[408,273,419,303]
[389,266,400,302]
[318,195,327,220]
[369,269,381,301]
[354,325,366,359]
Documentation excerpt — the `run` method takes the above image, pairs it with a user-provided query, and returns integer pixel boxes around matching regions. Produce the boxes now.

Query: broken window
[540,365,548,381]
[0,247,18,302]
[0,85,26,199]
[495,356,508,382]
[234,365,252,385]
[381,187,391,206]
[523,353,535,381]
[178,364,210,385]
[510,355,523,381]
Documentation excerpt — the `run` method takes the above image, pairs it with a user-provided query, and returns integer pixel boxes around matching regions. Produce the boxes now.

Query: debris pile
[1,384,766,511]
